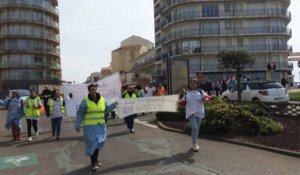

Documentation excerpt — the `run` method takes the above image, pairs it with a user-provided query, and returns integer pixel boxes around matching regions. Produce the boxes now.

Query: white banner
[117,95,179,118]
[63,73,121,117]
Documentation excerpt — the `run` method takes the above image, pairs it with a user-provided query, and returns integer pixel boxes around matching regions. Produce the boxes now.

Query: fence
[230,101,300,117]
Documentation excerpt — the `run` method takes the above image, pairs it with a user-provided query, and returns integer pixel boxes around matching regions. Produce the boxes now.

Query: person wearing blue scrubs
[75,84,116,171]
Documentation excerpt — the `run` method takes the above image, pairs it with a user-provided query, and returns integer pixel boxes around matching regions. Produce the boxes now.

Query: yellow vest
[49,96,65,114]
[83,96,105,126]
[25,97,40,117]
[124,92,137,99]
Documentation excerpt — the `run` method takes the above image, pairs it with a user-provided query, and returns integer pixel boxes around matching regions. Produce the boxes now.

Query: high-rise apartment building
[0,0,61,93]
[154,0,292,92]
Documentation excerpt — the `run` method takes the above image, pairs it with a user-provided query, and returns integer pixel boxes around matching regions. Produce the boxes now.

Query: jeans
[189,114,202,145]
[51,117,62,137]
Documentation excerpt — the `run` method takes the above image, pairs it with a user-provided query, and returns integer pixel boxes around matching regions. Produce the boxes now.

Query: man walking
[41,86,52,117]
[75,84,116,171]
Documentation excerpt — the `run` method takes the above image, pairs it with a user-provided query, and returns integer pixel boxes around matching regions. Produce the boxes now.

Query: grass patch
[289,92,300,101]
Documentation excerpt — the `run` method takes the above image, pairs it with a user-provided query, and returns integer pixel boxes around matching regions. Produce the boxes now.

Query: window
[225,21,231,30]
[237,38,244,48]
[224,3,231,12]
[19,39,30,50]
[203,22,219,35]
[202,4,219,17]
[182,40,201,54]
[225,39,232,49]
[7,40,18,50]
[9,54,19,65]
[34,56,43,65]
[189,58,200,72]
[21,54,31,65]
[22,69,31,80]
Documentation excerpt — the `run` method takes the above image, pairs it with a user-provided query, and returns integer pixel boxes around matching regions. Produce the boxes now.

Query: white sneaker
[35,132,39,137]
[192,144,199,152]
[91,164,99,171]
[28,137,32,142]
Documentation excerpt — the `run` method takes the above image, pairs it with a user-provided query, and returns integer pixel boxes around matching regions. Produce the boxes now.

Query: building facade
[131,48,156,85]
[111,36,154,83]
[154,0,292,93]
[0,0,61,93]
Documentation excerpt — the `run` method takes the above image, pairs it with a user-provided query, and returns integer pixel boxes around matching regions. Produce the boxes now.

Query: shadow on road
[15,136,84,147]
[106,122,125,127]
[62,150,195,175]
[107,131,130,139]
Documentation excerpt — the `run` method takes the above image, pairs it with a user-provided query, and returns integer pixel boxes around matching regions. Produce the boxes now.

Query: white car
[8,89,30,101]
[221,81,289,102]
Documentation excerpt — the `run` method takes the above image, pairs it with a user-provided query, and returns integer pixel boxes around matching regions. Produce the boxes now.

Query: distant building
[85,72,101,83]
[131,49,156,85]
[154,0,292,93]
[288,52,300,86]
[111,36,154,84]
[0,0,61,93]
[121,35,154,50]
[100,66,112,79]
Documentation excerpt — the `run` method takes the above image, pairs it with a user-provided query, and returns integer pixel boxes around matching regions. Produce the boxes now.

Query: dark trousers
[124,115,135,130]
[111,111,115,119]
[26,119,38,137]
[44,99,50,117]
[51,117,62,137]
[90,149,99,165]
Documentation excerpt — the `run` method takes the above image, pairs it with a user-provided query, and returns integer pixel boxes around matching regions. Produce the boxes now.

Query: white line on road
[135,119,158,129]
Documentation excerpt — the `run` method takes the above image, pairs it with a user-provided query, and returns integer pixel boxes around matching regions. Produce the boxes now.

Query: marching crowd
[0,79,211,172]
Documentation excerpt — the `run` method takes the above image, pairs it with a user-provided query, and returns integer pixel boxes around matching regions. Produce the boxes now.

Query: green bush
[185,98,283,136]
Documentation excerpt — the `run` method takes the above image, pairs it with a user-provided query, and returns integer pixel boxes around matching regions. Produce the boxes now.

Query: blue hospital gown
[75,98,116,156]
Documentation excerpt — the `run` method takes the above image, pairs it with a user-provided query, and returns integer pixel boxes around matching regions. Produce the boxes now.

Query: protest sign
[63,73,121,117]
[117,95,179,118]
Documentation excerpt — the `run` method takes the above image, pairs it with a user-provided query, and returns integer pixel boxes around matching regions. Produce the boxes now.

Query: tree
[218,50,254,101]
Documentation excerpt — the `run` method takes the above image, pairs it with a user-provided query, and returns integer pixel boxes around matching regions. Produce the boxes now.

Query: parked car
[221,81,289,102]
[8,89,30,101]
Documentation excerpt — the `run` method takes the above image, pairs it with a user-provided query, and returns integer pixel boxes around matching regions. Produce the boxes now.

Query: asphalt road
[0,111,299,175]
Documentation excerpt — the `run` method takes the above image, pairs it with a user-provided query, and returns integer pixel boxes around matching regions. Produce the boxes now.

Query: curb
[157,121,300,158]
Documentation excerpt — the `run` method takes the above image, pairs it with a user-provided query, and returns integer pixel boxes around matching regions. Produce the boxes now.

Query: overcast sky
[59,0,300,83]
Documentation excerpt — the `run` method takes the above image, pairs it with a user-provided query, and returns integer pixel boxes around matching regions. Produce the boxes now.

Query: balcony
[0,18,59,30]
[0,1,59,16]
[131,57,157,71]
[161,8,291,29]
[0,33,60,43]
[0,47,60,56]
[162,44,292,59]
[160,27,292,44]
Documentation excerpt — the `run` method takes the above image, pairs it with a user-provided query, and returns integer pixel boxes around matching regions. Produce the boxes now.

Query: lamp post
[166,57,172,95]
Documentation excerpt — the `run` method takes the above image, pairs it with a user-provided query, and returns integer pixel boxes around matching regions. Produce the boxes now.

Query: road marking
[135,119,158,128]
[0,153,38,170]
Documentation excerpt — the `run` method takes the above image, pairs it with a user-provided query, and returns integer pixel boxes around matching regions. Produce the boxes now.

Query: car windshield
[247,82,284,90]
[18,90,30,97]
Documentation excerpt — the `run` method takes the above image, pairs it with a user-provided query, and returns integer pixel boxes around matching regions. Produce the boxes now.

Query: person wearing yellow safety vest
[47,88,65,140]
[25,90,42,142]
[122,84,138,133]
[75,84,117,172]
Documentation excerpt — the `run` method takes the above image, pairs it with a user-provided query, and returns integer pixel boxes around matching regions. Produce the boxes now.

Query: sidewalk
[157,120,300,158]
